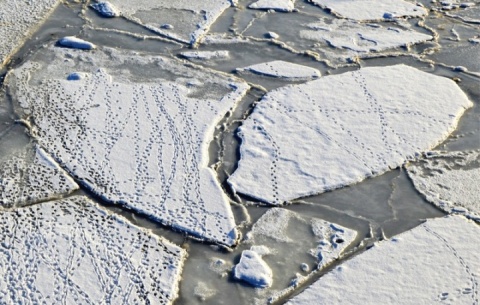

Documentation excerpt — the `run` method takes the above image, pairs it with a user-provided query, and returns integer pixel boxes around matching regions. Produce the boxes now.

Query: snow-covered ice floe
[310,0,427,21]
[236,60,321,81]
[248,0,295,12]
[234,248,273,288]
[7,46,249,246]
[0,0,60,69]
[90,1,120,18]
[286,215,480,304]
[228,65,473,204]
[179,50,230,61]
[407,150,480,222]
[0,196,186,305]
[105,0,232,45]
[0,144,78,208]
[57,36,97,50]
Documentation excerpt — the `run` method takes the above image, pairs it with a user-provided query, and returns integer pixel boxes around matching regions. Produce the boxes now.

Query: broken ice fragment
[228,65,472,204]
[248,0,295,12]
[67,72,88,81]
[90,1,120,17]
[234,249,273,288]
[236,60,321,81]
[266,31,280,39]
[179,50,230,60]
[0,196,186,305]
[286,216,480,304]
[57,36,96,50]
[310,0,427,21]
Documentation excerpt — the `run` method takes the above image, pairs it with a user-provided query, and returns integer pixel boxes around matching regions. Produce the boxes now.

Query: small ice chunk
[179,50,230,60]
[234,250,273,288]
[237,60,321,81]
[161,23,174,29]
[248,0,295,12]
[460,2,475,8]
[266,31,280,39]
[300,263,310,272]
[67,72,88,80]
[57,36,96,50]
[90,1,120,17]
[454,66,468,72]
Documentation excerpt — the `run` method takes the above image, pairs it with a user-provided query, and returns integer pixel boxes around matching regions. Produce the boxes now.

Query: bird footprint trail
[0,196,187,305]
[7,46,249,246]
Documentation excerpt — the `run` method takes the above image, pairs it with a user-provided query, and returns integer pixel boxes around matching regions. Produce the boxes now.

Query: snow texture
[0,144,78,208]
[311,0,427,21]
[57,36,96,50]
[236,60,321,81]
[91,1,120,18]
[234,249,273,288]
[248,0,295,12]
[0,196,186,305]
[228,65,473,204]
[407,151,480,222]
[286,216,480,304]
[106,0,232,45]
[0,0,60,69]
[179,50,230,60]
[7,46,249,246]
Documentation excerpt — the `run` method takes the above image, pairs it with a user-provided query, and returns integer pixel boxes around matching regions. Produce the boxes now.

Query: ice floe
[0,0,60,69]
[310,0,427,21]
[407,151,480,221]
[228,65,473,204]
[236,60,321,81]
[286,215,480,304]
[0,144,78,208]
[234,249,273,288]
[7,46,249,245]
[248,0,295,12]
[179,50,230,60]
[0,196,186,304]
[90,1,120,18]
[57,36,97,50]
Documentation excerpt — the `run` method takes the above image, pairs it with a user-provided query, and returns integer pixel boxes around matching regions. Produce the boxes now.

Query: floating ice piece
[300,19,432,55]
[228,65,472,204]
[0,196,186,305]
[311,0,427,21]
[106,0,232,45]
[249,0,295,12]
[0,144,78,208]
[67,72,89,80]
[7,46,249,246]
[57,36,96,50]
[406,151,480,222]
[90,1,120,17]
[234,249,273,288]
[266,31,280,39]
[179,50,230,60]
[286,216,480,304]
[0,0,60,69]
[236,60,321,81]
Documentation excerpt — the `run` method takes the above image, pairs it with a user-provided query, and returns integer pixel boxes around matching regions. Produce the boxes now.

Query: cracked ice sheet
[236,60,321,81]
[103,0,232,45]
[310,0,427,21]
[7,46,249,246]
[0,196,186,305]
[238,208,357,303]
[286,215,480,305]
[228,65,472,204]
[0,0,60,69]
[406,151,480,222]
[0,143,78,208]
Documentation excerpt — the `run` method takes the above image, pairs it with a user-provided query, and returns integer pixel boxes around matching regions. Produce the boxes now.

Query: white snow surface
[311,0,427,21]
[228,65,472,204]
[0,196,186,305]
[287,215,480,304]
[407,151,480,222]
[236,60,321,81]
[106,0,232,45]
[0,144,78,208]
[248,0,295,12]
[0,0,60,69]
[90,1,120,17]
[58,36,96,50]
[7,46,249,246]
[234,249,273,288]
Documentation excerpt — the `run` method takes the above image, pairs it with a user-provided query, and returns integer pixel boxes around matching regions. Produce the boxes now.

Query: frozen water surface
[286,216,480,304]
[0,196,186,304]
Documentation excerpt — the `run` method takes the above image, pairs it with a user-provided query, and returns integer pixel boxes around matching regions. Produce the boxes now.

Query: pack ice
[7,46,249,246]
[228,65,473,204]
[286,216,480,304]
[311,0,427,21]
[0,0,60,69]
[407,151,480,222]
[236,60,321,81]
[0,196,186,305]
[0,144,78,208]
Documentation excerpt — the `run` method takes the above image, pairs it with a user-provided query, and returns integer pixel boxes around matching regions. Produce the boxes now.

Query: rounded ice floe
[228,65,473,204]
[286,215,480,304]
[57,36,96,50]
[236,60,321,81]
[310,0,428,21]
[234,250,273,288]
[266,31,280,39]
[0,196,187,305]
[90,1,120,17]
[248,0,295,12]
[179,50,230,61]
